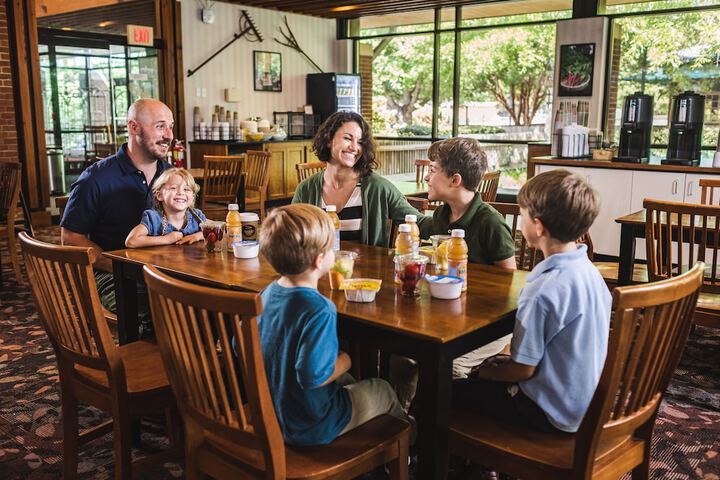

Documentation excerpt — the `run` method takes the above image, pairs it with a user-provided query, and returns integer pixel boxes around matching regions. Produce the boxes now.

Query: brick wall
[359,43,373,123]
[0,2,18,164]
[605,30,622,144]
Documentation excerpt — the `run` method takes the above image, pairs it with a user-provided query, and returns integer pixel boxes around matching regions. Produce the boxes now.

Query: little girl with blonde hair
[126,168,206,247]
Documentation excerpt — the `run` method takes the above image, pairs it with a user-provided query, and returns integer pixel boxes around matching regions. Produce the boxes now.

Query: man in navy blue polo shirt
[60,98,173,338]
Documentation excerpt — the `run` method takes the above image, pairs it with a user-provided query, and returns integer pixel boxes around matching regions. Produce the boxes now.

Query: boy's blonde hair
[259,204,334,275]
[518,169,599,243]
[428,137,487,191]
[151,168,200,209]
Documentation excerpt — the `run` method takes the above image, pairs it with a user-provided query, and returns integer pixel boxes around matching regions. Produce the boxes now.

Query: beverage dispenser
[613,92,653,163]
[663,91,705,166]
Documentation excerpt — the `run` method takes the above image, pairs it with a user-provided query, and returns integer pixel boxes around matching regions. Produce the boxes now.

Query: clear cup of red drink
[200,220,225,253]
[395,254,429,297]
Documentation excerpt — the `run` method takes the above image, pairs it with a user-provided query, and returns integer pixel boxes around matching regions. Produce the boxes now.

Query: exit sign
[127,25,154,47]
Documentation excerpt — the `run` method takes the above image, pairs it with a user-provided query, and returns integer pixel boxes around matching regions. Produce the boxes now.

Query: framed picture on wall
[253,51,282,92]
[558,43,595,97]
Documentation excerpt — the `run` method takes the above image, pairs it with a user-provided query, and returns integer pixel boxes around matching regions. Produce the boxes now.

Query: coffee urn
[613,92,653,163]
[662,91,705,166]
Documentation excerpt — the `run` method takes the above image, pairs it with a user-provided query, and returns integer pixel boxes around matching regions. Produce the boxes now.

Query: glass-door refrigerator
[306,73,361,123]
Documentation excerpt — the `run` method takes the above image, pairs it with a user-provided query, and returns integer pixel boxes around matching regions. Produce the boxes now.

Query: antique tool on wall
[187,10,263,77]
[274,16,324,73]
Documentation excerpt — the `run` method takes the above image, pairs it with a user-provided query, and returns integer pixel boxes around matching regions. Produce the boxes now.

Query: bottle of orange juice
[405,214,420,255]
[447,229,469,291]
[226,203,242,252]
[325,205,340,251]
[394,224,413,283]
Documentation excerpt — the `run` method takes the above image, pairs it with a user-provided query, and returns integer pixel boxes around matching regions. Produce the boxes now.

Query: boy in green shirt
[426,137,516,268]
[390,138,519,407]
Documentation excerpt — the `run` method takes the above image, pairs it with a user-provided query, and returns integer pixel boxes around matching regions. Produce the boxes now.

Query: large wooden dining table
[104,242,527,480]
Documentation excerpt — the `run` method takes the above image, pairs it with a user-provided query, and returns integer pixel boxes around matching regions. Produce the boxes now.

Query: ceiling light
[98,21,115,28]
[331,5,360,12]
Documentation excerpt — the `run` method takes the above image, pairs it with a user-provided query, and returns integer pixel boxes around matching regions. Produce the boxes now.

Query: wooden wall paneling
[8,0,49,210]
[155,0,184,140]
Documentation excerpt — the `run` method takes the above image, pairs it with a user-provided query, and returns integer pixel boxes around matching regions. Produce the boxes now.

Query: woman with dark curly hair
[292,111,431,247]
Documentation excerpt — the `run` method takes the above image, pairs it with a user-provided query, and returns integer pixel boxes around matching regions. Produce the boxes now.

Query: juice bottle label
[447,259,468,291]
[227,226,242,248]
[334,230,340,251]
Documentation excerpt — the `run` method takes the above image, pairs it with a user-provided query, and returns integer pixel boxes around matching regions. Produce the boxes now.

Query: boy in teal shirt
[258,203,409,445]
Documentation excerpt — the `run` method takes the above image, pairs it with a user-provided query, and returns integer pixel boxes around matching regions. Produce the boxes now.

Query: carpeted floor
[0,226,719,479]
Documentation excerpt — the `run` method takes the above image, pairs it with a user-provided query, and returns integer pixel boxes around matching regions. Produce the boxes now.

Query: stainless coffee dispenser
[662,91,704,166]
[613,92,653,163]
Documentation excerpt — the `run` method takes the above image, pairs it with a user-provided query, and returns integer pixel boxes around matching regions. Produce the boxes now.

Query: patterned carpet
[0,227,718,479]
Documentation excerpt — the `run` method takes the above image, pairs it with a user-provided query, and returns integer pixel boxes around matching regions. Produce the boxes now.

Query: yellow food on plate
[339,278,382,291]
[434,240,450,270]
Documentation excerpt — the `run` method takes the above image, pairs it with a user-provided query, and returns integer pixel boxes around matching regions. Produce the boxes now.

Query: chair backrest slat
[244,150,271,191]
[201,155,244,208]
[145,265,285,476]
[574,263,702,477]
[644,198,720,292]
[19,233,117,373]
[415,159,430,184]
[478,170,501,202]
[699,178,720,205]
[296,161,326,183]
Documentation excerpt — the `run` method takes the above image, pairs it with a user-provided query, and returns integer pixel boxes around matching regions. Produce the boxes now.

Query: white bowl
[344,288,378,303]
[425,275,463,299]
[272,134,287,141]
[233,241,259,259]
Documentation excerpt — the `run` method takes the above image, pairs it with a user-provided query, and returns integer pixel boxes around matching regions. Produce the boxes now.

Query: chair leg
[7,229,24,286]
[184,422,209,480]
[112,405,133,480]
[387,434,409,480]
[61,388,79,480]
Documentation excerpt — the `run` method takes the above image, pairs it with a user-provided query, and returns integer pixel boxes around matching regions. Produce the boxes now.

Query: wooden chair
[489,202,613,275]
[144,265,410,480]
[478,170,500,202]
[700,178,720,205]
[296,161,326,183]
[415,158,430,184]
[449,262,704,479]
[243,150,272,221]
[644,198,720,328]
[200,155,245,221]
[18,233,180,480]
[0,161,25,287]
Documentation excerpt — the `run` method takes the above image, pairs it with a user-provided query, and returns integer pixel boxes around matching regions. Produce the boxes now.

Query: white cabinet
[535,165,633,256]
[684,173,709,204]
[629,171,685,212]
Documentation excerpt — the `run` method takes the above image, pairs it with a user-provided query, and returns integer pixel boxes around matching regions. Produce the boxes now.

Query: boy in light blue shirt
[257,204,408,445]
[454,169,611,433]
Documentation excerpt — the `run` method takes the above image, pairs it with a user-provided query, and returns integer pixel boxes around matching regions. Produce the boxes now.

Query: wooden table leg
[618,223,637,286]
[113,260,138,345]
[416,348,452,480]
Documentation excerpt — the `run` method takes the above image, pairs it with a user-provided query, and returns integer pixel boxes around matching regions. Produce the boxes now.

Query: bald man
[61,98,174,338]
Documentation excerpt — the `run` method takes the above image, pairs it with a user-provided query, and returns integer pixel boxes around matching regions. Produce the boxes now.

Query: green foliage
[397,124,432,137]
[458,125,506,134]
[460,25,554,126]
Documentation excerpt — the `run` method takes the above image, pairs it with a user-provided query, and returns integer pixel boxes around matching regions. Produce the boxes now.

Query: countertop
[189,138,311,145]
[531,149,720,174]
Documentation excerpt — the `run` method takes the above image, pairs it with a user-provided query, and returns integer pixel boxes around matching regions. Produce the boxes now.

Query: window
[603,0,720,14]
[608,9,720,148]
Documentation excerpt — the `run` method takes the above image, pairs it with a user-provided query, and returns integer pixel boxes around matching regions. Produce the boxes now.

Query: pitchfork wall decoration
[187,10,263,77]
[274,16,324,73]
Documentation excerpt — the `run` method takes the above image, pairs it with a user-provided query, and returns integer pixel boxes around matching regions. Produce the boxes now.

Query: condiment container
[233,241,259,259]
[425,275,463,300]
